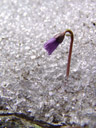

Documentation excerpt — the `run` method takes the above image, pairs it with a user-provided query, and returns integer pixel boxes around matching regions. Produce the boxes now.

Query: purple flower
[44,29,74,77]
[44,33,64,55]
[44,38,59,55]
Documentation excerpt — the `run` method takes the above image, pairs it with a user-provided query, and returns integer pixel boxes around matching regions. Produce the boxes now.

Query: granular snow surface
[0,0,96,127]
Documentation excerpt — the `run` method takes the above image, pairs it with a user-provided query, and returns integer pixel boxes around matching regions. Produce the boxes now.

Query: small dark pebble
[92,22,96,26]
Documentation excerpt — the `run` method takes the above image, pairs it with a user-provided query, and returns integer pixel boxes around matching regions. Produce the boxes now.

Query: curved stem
[63,29,74,77]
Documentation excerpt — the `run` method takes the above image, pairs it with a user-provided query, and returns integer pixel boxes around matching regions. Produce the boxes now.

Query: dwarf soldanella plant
[44,29,74,77]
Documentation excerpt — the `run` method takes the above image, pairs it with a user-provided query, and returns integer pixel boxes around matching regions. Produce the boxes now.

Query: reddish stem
[63,29,74,77]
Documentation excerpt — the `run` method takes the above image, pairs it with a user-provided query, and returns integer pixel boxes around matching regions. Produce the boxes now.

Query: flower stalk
[63,29,74,77]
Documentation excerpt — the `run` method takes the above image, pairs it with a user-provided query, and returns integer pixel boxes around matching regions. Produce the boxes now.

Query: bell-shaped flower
[44,33,64,55]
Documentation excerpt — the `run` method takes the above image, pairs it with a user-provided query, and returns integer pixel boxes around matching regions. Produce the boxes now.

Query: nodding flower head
[44,29,74,77]
[44,32,64,55]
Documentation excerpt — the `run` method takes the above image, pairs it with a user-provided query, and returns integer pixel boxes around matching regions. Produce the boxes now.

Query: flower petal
[44,38,59,55]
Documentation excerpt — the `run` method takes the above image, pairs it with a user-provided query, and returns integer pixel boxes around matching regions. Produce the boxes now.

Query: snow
[0,0,96,127]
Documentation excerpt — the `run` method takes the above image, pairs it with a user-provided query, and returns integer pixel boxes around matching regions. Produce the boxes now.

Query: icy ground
[0,0,96,127]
